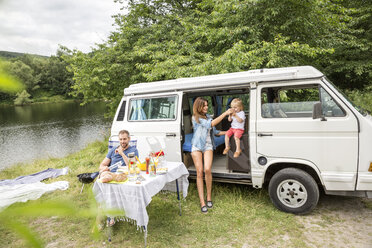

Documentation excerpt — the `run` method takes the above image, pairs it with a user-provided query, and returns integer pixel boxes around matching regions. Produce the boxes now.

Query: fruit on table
[137,163,147,171]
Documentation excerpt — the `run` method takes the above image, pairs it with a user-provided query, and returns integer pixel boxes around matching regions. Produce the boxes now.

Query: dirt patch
[296,195,372,248]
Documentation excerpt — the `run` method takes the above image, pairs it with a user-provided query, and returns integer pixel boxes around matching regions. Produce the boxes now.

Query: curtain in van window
[216,96,223,116]
[130,99,147,120]
[226,97,234,110]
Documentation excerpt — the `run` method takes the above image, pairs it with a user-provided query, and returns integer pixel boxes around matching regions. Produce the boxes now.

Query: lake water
[0,101,111,170]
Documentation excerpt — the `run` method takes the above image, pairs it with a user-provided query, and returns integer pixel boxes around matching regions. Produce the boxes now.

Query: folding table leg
[175,179,182,216]
[80,183,85,194]
[107,217,112,242]
[143,226,147,247]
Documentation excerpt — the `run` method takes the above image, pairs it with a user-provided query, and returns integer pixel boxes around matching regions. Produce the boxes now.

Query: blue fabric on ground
[0,167,69,186]
[183,133,225,152]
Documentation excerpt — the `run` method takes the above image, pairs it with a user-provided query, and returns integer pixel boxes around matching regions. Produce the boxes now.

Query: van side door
[256,80,359,191]
[123,92,183,161]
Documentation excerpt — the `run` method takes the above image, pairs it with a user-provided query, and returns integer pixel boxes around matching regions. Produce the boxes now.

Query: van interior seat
[182,133,225,152]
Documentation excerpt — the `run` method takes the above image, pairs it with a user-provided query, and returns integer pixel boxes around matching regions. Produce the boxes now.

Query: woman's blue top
[191,114,220,151]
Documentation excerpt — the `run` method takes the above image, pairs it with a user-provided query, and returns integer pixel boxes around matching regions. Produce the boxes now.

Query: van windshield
[323,78,370,116]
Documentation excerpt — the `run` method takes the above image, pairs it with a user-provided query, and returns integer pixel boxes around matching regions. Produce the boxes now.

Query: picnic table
[92,161,189,245]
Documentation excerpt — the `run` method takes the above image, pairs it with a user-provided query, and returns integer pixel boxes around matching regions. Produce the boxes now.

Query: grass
[0,140,314,247]
[362,199,372,210]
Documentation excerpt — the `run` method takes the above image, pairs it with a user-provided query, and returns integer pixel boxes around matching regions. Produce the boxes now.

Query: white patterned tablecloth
[92,161,189,229]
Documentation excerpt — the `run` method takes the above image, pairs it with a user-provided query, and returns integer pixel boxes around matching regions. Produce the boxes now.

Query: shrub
[14,90,32,105]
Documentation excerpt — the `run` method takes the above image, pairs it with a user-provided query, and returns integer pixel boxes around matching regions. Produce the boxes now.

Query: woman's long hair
[193,97,208,123]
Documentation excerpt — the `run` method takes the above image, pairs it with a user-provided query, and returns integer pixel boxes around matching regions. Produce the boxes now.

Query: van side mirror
[312,102,326,121]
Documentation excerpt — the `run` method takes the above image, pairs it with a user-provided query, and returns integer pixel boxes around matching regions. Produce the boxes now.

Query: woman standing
[191,97,231,213]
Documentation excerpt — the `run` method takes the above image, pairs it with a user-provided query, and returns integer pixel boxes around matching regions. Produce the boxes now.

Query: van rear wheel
[268,168,319,215]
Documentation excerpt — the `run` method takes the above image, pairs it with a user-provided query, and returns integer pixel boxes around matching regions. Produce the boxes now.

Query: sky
[0,0,123,56]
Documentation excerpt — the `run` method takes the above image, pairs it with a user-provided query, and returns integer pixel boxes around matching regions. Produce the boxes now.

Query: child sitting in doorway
[223,98,246,158]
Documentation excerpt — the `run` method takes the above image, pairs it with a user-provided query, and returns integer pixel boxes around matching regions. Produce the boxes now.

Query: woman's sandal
[206,201,213,209]
[201,205,208,214]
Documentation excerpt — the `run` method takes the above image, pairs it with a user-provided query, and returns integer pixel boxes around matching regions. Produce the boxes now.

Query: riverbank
[0,95,76,106]
[0,140,371,248]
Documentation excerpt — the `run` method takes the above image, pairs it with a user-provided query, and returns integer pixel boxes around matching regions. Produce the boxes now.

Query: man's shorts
[226,128,244,139]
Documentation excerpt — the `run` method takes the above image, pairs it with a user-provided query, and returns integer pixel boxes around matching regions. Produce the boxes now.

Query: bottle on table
[150,162,156,177]
[128,152,136,180]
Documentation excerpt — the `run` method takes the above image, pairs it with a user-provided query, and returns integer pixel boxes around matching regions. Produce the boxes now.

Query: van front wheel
[268,168,319,215]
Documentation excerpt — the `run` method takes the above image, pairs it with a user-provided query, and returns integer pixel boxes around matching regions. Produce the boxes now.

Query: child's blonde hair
[231,98,244,111]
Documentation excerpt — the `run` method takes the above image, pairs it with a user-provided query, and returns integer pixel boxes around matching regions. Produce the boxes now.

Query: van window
[220,94,249,113]
[129,96,177,121]
[261,85,345,118]
[320,87,346,117]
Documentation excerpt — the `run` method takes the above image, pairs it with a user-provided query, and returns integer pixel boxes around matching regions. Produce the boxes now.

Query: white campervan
[110,66,372,214]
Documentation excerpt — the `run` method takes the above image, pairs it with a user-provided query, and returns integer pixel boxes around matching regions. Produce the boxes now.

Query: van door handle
[166,133,176,137]
[258,133,273,137]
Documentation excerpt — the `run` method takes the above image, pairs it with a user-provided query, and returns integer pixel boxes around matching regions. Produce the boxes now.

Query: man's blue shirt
[106,145,139,172]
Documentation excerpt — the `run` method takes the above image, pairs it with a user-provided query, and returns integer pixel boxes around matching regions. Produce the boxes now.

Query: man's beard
[121,143,128,149]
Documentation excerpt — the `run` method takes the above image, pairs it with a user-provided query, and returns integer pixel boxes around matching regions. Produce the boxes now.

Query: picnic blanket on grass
[0,167,69,210]
[0,181,69,210]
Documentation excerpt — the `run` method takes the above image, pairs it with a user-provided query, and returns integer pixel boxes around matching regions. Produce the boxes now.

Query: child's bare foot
[233,150,241,158]
[223,147,230,155]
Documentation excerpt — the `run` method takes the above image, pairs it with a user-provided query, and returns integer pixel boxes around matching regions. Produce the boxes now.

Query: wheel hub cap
[277,179,308,208]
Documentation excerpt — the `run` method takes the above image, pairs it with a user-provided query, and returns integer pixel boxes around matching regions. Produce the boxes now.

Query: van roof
[124,66,323,96]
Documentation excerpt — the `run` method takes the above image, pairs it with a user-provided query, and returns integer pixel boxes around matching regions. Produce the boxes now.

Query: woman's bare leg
[191,151,205,207]
[204,150,213,202]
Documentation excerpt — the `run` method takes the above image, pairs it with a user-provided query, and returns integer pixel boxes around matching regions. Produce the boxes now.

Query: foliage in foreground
[0,58,24,94]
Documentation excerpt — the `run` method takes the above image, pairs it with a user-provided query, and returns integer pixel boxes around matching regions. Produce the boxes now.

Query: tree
[322,0,372,90]
[39,53,74,96]
[66,0,340,114]
[7,60,38,92]
[14,89,32,105]
[65,0,372,115]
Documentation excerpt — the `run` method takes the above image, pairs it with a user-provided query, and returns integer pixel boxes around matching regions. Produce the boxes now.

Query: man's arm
[116,148,129,166]
[99,157,111,172]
